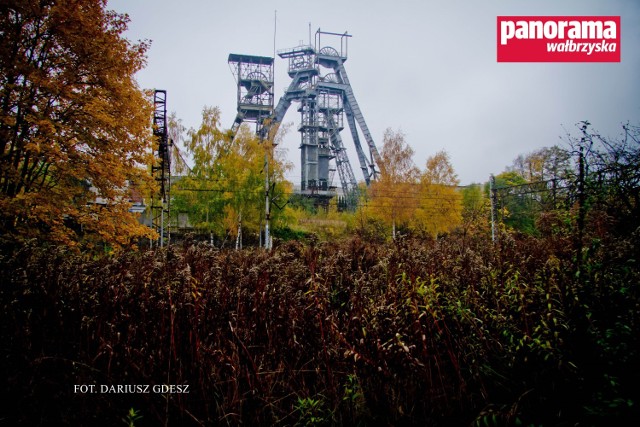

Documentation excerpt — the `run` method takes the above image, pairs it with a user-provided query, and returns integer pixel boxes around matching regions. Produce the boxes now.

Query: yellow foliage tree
[0,0,155,250]
[368,128,419,239]
[460,183,489,238]
[172,108,292,248]
[414,150,462,237]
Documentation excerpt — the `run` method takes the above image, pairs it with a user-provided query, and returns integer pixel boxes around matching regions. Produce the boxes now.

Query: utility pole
[265,9,275,251]
[264,145,272,250]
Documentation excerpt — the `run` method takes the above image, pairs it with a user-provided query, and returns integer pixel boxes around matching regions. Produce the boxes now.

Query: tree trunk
[235,211,242,250]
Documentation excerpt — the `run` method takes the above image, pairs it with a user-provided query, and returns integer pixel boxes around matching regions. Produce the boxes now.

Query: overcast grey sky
[107,0,640,185]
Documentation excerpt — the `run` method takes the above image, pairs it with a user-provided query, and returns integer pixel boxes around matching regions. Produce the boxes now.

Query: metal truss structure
[229,29,380,210]
[151,89,171,247]
[228,54,275,138]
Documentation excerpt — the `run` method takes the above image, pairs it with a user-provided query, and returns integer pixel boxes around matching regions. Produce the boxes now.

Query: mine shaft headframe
[313,28,380,184]
[315,28,351,60]
[152,89,170,200]
[228,54,275,138]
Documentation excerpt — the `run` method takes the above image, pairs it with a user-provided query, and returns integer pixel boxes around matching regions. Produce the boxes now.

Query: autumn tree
[414,150,462,237]
[458,183,489,241]
[170,107,228,239]
[171,107,291,248]
[222,126,275,249]
[509,145,571,184]
[368,128,419,239]
[565,122,640,235]
[489,145,573,235]
[508,145,572,212]
[489,170,537,233]
[167,112,189,176]
[0,0,155,250]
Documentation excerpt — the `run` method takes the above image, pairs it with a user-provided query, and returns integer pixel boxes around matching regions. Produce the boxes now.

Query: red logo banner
[497,16,621,62]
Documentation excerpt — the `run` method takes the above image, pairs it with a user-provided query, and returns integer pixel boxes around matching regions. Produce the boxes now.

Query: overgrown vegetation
[2,213,638,425]
[1,3,638,425]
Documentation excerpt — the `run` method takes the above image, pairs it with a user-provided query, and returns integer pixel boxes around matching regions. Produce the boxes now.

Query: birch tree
[172,108,291,247]
[368,128,419,239]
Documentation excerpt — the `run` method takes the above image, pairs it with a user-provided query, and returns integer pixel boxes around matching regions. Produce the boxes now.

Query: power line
[174,186,464,202]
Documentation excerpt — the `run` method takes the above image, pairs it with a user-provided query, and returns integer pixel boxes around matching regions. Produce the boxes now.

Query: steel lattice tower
[151,89,171,247]
[229,29,380,210]
[228,54,275,138]
[227,54,276,248]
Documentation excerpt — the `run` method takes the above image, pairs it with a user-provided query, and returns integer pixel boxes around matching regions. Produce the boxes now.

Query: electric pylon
[151,89,171,247]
